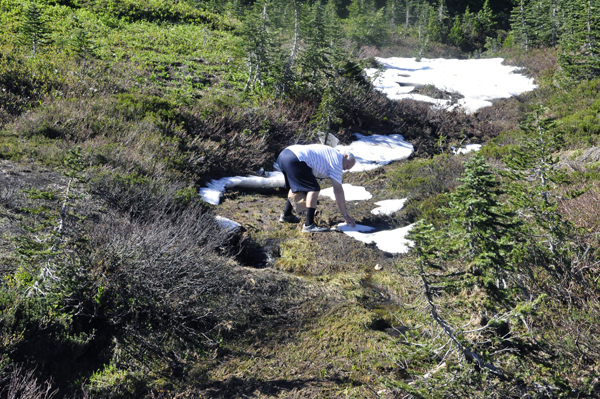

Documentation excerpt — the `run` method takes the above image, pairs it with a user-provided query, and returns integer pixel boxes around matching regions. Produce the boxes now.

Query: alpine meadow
[2,0,600,398]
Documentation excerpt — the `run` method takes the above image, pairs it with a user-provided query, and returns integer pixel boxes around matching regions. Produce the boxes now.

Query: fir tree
[528,0,554,47]
[502,105,580,277]
[408,219,506,376]
[297,0,342,92]
[427,0,448,43]
[385,0,402,30]
[242,0,285,93]
[19,1,53,57]
[346,0,389,48]
[70,18,96,71]
[559,0,600,80]
[476,0,495,41]
[441,154,517,288]
[448,15,464,47]
[460,6,477,48]
[312,86,343,134]
[427,5,442,42]
[404,0,413,29]
[510,0,530,50]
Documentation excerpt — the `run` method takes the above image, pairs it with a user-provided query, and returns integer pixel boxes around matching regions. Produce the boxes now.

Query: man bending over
[277,144,357,233]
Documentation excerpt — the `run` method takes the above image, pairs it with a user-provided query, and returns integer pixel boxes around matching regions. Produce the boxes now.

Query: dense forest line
[1,0,600,398]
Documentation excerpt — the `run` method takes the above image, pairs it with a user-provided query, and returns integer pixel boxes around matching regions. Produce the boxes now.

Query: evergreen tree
[312,86,344,133]
[527,0,553,47]
[559,0,600,80]
[297,0,343,93]
[502,105,580,277]
[427,0,448,43]
[460,6,477,49]
[19,1,53,57]
[282,0,301,95]
[441,155,517,288]
[70,18,96,71]
[448,14,464,47]
[404,0,413,29]
[224,0,246,19]
[414,2,431,57]
[510,0,530,50]
[427,5,442,42]
[545,0,561,47]
[346,0,389,48]
[242,0,285,93]
[385,0,402,30]
[476,0,495,40]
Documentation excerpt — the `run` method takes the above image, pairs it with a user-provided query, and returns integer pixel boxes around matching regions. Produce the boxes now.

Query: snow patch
[371,199,408,215]
[320,184,373,201]
[199,170,285,205]
[215,216,241,232]
[337,133,414,172]
[366,57,537,113]
[337,223,415,254]
[453,144,482,154]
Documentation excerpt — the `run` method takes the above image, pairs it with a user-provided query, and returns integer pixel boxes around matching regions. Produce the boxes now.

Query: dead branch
[419,269,505,377]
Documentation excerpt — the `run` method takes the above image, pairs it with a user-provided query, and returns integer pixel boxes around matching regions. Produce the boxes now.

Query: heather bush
[0,51,68,119]
[83,0,233,29]
[549,78,600,148]
[387,154,464,200]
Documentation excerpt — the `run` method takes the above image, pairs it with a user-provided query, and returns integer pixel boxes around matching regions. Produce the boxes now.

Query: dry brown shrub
[558,182,600,232]
[502,47,558,79]
[184,98,317,180]
[357,45,380,59]
[0,366,57,399]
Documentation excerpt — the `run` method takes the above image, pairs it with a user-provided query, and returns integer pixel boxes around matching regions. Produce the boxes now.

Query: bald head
[342,153,356,170]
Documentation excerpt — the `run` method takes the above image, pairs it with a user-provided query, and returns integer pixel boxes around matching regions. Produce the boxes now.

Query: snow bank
[366,57,537,113]
[200,171,285,205]
[320,184,373,201]
[337,133,414,172]
[371,199,407,215]
[215,216,241,232]
[452,144,482,154]
[337,223,415,254]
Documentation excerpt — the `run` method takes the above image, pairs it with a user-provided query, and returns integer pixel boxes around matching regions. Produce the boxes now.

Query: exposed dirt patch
[411,84,464,102]
[215,174,407,275]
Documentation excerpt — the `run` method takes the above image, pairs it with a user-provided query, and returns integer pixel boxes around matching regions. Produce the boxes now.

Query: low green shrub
[543,78,600,148]
[417,192,452,228]
[387,154,464,200]
[83,0,235,29]
[0,52,67,118]
[114,93,184,126]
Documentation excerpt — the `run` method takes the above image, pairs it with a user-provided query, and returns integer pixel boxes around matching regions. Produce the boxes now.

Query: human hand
[344,214,356,228]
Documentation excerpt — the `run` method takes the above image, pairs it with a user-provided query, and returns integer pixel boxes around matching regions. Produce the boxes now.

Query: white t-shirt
[288,144,344,184]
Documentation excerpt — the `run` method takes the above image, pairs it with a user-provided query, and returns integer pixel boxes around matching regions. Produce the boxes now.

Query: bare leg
[306,191,319,208]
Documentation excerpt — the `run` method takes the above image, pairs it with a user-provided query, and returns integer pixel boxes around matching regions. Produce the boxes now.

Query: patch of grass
[276,237,319,274]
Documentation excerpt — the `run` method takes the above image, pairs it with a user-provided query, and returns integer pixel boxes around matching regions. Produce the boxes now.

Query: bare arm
[331,180,356,227]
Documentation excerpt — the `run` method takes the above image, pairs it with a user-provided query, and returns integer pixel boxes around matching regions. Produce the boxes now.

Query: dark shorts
[277,149,320,193]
